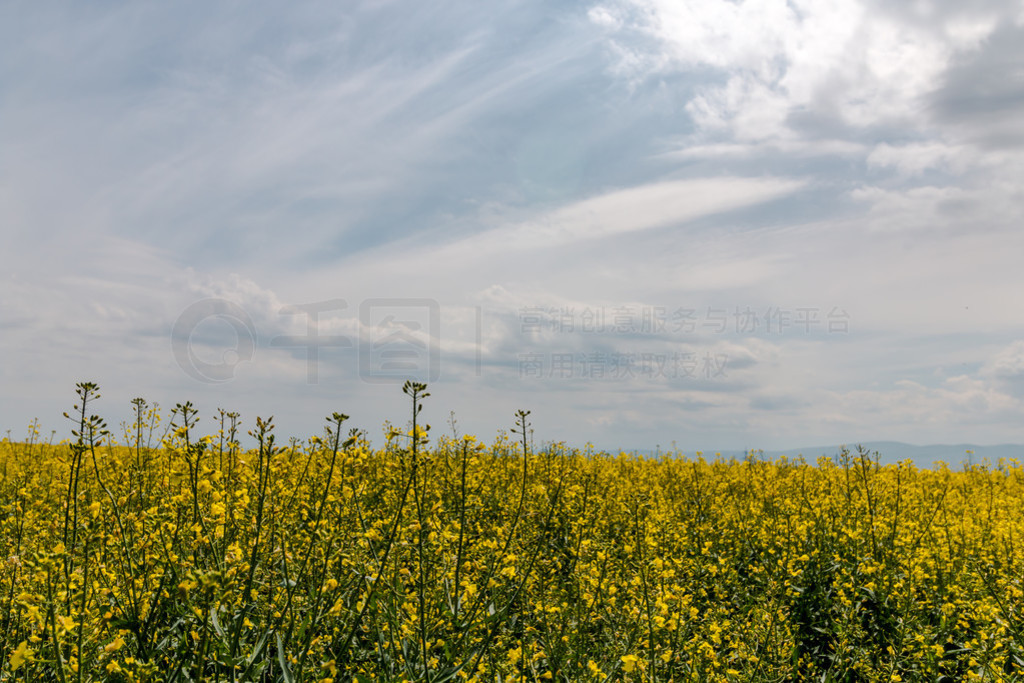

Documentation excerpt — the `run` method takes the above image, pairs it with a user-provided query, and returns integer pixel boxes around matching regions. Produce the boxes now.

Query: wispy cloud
[2,0,1024,452]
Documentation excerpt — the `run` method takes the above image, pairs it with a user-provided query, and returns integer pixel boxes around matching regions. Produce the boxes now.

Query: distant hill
[643,442,1024,469]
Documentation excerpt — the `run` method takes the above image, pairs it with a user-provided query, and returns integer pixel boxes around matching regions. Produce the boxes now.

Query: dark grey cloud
[748,394,807,411]
[928,23,1024,147]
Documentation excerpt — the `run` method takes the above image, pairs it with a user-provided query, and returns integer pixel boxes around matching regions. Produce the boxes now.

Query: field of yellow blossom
[3,381,1024,682]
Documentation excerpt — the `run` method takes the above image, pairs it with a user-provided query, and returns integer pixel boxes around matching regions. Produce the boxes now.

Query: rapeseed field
[2,382,1024,681]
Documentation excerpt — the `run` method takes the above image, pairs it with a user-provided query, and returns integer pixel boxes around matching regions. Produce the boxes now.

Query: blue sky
[3,0,1024,452]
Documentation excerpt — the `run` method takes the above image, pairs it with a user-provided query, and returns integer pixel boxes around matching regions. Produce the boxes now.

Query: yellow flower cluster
[2,403,1024,682]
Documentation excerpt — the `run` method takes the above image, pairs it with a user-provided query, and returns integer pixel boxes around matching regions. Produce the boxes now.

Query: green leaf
[210,607,226,640]
[276,632,295,683]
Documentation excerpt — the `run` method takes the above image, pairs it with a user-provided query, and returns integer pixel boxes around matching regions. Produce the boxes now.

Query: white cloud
[588,6,623,30]
[416,175,804,258]
[667,138,866,161]
[591,0,1008,140]
[986,341,1024,379]
[981,340,1024,398]
[850,170,1024,233]
[866,141,975,176]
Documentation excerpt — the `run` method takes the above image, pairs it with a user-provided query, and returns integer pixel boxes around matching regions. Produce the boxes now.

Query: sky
[3,0,1024,453]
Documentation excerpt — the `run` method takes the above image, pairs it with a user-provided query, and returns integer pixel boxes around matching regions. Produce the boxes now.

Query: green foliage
[1,385,1024,681]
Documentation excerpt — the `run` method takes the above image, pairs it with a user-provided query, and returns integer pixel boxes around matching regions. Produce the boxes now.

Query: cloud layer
[2,0,1023,453]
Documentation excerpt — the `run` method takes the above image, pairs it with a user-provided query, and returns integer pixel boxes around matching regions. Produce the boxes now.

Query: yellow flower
[10,641,33,670]
[621,654,639,672]
[56,614,78,633]
[104,635,126,652]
